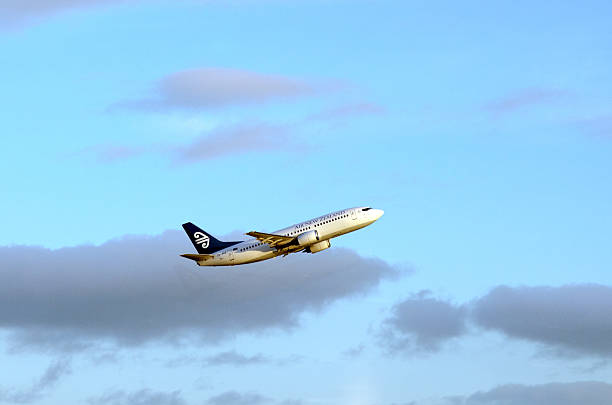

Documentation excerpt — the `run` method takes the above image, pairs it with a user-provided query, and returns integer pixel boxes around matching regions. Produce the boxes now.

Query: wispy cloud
[85,145,145,163]
[205,391,271,405]
[88,389,185,405]
[86,122,302,164]
[0,0,135,29]
[204,351,270,366]
[428,381,612,405]
[574,114,612,138]
[163,350,294,368]
[484,88,573,116]
[0,358,71,403]
[116,68,338,111]
[176,123,297,163]
[305,102,386,122]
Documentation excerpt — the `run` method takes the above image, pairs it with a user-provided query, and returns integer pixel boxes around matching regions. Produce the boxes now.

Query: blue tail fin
[182,222,242,254]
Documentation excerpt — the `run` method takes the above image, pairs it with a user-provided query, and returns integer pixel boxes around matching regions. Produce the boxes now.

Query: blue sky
[1,1,612,404]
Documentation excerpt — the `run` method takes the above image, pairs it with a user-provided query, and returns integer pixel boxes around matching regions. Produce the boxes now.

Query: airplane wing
[246,231,295,248]
[180,253,215,261]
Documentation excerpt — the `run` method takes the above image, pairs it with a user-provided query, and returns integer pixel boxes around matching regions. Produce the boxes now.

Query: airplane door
[227,251,234,262]
[351,209,358,220]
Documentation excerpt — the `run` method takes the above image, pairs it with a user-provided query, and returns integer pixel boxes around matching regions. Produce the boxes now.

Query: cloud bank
[435,381,612,405]
[0,230,398,351]
[380,284,612,357]
[473,284,612,357]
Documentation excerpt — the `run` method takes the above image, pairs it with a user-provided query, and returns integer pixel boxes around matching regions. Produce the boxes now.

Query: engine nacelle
[309,240,331,253]
[297,230,319,246]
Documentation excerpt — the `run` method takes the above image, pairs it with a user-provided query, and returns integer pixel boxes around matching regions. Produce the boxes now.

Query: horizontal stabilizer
[180,253,215,261]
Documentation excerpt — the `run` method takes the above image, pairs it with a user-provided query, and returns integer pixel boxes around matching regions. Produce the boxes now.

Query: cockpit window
[362,207,371,211]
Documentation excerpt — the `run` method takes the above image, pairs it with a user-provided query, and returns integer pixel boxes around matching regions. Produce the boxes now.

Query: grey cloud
[0,358,71,403]
[87,389,185,405]
[343,343,366,357]
[484,88,572,115]
[378,291,467,353]
[205,350,269,366]
[0,231,398,351]
[442,381,612,405]
[164,350,275,368]
[205,391,270,405]
[472,284,612,357]
[118,68,333,111]
[380,284,612,358]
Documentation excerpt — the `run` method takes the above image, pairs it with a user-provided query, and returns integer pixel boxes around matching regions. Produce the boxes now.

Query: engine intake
[309,240,331,253]
[297,230,319,246]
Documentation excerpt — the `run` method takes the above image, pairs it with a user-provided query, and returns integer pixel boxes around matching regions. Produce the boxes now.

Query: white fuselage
[197,207,383,266]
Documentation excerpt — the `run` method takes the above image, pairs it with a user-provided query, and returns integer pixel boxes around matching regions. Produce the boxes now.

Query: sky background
[1,1,612,404]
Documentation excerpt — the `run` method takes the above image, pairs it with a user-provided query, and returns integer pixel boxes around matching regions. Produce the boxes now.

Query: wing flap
[246,231,295,248]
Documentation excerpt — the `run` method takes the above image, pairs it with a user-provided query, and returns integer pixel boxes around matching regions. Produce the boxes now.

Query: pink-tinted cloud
[575,114,612,138]
[89,145,145,163]
[175,123,299,163]
[118,68,336,111]
[85,123,302,164]
[485,88,573,115]
[306,102,386,122]
[0,0,134,28]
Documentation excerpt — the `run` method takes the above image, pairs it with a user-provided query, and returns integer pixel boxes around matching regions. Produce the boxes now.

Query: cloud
[85,122,300,164]
[379,284,612,358]
[117,68,335,111]
[0,230,399,351]
[472,284,612,357]
[342,343,366,357]
[0,0,135,28]
[163,350,302,369]
[484,88,572,115]
[204,350,269,366]
[203,391,301,405]
[305,102,386,122]
[176,123,298,163]
[205,391,271,405]
[0,358,71,403]
[87,389,185,405]
[435,381,612,405]
[574,114,612,138]
[378,291,467,353]
[82,145,146,164]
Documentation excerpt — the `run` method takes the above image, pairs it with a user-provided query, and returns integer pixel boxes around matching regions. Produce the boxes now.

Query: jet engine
[309,240,330,253]
[297,230,319,246]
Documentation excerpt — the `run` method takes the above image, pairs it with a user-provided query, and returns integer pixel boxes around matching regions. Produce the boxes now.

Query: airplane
[180,206,384,266]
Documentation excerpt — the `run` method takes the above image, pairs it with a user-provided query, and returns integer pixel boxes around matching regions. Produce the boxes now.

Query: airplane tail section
[182,222,242,254]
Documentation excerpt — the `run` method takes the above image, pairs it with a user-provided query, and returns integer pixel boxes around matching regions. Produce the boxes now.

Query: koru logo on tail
[193,232,210,249]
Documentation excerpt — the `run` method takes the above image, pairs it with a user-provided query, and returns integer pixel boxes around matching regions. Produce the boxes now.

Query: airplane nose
[373,209,384,219]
